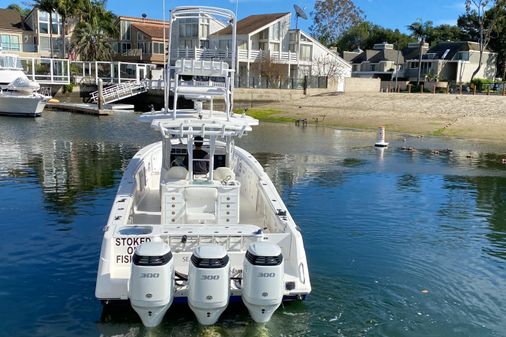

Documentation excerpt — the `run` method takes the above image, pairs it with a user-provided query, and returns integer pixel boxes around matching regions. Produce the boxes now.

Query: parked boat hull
[0,93,48,117]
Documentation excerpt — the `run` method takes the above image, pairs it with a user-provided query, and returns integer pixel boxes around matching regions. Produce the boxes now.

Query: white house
[207,12,351,91]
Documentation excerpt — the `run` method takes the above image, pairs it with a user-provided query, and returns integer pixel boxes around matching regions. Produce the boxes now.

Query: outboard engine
[242,242,284,323]
[129,241,174,327]
[188,245,230,325]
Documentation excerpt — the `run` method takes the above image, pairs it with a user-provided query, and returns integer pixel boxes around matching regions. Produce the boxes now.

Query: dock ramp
[90,81,147,104]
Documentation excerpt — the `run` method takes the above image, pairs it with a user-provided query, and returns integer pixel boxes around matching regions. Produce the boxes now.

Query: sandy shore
[258,92,506,144]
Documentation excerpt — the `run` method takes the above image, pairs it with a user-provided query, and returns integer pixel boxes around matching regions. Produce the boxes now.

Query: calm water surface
[0,111,505,337]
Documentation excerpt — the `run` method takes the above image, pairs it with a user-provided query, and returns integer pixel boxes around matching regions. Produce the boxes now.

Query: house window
[120,42,131,53]
[179,18,198,38]
[259,42,267,50]
[153,42,164,54]
[199,19,209,39]
[137,42,151,54]
[0,34,20,51]
[259,29,268,40]
[51,14,61,35]
[200,40,209,49]
[40,36,50,51]
[238,40,247,50]
[120,21,131,40]
[270,21,280,41]
[179,39,194,48]
[137,32,146,41]
[300,44,311,61]
[457,51,469,61]
[219,39,231,50]
[270,42,280,52]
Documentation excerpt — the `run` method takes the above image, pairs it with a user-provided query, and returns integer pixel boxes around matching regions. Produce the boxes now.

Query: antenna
[293,4,307,30]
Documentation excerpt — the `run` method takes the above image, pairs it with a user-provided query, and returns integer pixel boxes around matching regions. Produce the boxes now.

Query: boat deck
[131,189,265,228]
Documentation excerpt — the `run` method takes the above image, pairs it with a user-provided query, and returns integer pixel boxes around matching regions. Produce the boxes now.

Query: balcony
[172,47,306,64]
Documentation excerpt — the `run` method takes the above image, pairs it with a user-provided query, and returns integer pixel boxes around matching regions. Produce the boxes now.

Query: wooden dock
[45,102,135,116]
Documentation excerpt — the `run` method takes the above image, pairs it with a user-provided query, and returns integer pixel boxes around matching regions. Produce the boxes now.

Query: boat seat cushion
[185,187,218,223]
[213,167,236,182]
[164,166,188,181]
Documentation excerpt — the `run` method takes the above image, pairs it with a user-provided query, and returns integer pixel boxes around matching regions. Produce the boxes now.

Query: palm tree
[70,1,116,61]
[71,21,113,61]
[34,0,58,57]
[407,20,433,84]
[56,0,86,58]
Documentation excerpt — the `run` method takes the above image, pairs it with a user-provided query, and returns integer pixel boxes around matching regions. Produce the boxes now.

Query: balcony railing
[172,47,304,64]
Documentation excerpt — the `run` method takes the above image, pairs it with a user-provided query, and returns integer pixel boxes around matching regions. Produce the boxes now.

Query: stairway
[90,81,147,104]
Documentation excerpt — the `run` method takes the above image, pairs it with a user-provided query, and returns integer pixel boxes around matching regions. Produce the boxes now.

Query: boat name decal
[114,237,151,264]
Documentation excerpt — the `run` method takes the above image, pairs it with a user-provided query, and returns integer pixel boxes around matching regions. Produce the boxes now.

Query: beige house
[343,42,405,80]
[403,41,497,83]
[0,9,36,56]
[114,16,170,64]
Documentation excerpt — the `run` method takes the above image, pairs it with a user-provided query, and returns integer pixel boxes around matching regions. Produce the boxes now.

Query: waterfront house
[0,7,68,58]
[209,12,351,90]
[114,14,226,65]
[402,41,497,83]
[0,9,36,55]
[343,42,405,80]
[114,16,170,65]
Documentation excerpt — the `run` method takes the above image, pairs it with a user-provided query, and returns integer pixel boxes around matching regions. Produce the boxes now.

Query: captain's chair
[184,187,218,224]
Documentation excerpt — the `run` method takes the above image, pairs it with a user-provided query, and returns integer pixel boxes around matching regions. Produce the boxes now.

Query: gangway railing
[89,81,147,104]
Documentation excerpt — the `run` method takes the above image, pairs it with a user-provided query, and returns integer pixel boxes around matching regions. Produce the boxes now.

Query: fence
[235,75,328,89]
[17,57,156,85]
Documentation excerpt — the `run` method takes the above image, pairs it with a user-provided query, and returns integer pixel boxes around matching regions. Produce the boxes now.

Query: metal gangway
[89,81,147,104]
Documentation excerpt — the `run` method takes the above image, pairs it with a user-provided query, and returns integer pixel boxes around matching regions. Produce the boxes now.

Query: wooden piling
[98,78,104,110]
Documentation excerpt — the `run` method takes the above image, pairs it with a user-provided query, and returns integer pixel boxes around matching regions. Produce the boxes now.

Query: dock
[45,102,135,116]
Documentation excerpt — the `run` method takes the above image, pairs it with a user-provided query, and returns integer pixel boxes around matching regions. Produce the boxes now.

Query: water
[0,111,505,337]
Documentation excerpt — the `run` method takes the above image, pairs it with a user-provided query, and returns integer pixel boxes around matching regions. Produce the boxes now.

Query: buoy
[501,158,506,164]
[374,126,389,147]
[48,98,59,103]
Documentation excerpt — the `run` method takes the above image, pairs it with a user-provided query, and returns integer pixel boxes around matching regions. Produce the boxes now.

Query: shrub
[63,83,75,94]
[470,78,493,92]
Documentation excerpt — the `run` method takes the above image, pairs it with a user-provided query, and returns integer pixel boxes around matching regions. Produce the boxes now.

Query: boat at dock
[95,6,311,327]
[0,52,50,117]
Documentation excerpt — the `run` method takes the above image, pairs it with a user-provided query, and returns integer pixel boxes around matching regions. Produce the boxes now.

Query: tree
[7,4,31,16]
[56,0,86,58]
[465,0,505,81]
[335,21,411,52]
[70,1,116,61]
[71,21,112,61]
[407,20,433,84]
[426,24,463,45]
[310,0,364,46]
[33,0,58,58]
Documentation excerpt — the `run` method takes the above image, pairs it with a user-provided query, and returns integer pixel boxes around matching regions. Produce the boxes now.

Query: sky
[2,0,468,34]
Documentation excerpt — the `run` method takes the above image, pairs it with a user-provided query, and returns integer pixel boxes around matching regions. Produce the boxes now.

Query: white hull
[95,141,311,302]
[0,93,48,117]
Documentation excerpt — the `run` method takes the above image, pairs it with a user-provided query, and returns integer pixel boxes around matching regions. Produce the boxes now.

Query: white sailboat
[0,52,50,117]
[95,6,311,327]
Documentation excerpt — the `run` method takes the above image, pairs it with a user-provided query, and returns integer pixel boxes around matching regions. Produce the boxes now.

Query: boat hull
[0,94,48,117]
[95,141,311,304]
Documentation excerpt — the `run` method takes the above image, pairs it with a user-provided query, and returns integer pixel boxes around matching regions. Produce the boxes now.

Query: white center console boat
[0,52,50,117]
[95,6,311,327]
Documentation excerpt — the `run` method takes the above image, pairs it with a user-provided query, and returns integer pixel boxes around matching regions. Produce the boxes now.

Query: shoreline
[254,92,506,146]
